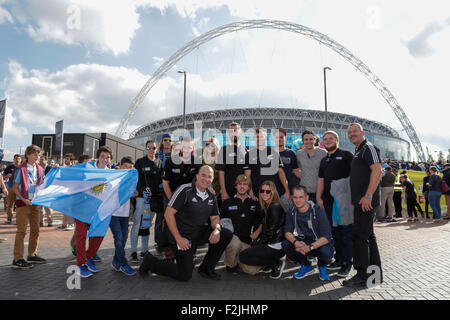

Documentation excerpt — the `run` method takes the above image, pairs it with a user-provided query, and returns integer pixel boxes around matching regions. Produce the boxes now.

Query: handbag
[441,180,450,194]
[150,194,164,213]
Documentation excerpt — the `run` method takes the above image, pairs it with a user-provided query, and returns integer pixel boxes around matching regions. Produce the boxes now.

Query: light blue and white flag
[33,164,138,237]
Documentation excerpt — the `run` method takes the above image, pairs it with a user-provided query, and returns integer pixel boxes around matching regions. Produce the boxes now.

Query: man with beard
[316,131,354,278]
[216,123,248,202]
[220,174,261,275]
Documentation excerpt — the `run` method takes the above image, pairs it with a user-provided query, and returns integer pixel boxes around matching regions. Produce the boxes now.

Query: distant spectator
[422,169,432,219]
[400,174,423,222]
[426,166,443,222]
[443,163,450,220]
[3,154,22,224]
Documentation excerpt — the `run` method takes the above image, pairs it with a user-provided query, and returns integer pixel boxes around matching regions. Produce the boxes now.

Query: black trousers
[239,244,284,268]
[143,226,233,281]
[352,205,382,281]
[324,201,353,265]
[424,197,433,218]
[406,196,423,218]
[393,192,403,217]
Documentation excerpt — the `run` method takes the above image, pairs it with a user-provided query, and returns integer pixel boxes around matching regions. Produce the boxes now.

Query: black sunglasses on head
[260,189,272,194]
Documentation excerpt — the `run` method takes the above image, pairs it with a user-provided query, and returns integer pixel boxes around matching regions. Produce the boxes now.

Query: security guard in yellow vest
[393,168,403,218]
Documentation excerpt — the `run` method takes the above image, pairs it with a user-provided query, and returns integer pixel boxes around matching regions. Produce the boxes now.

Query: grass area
[400,170,447,211]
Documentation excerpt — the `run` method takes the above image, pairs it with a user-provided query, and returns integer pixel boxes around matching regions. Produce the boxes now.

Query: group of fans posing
[4,122,386,289]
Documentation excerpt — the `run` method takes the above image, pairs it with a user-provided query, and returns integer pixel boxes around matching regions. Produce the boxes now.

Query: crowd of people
[1,122,449,289]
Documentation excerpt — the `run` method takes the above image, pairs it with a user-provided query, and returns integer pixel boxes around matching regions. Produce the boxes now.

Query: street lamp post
[178,70,187,130]
[301,111,308,133]
[323,66,332,131]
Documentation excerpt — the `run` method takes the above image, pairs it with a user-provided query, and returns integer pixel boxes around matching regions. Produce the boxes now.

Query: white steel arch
[116,19,425,161]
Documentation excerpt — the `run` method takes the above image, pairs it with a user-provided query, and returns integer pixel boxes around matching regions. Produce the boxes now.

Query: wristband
[293,240,298,245]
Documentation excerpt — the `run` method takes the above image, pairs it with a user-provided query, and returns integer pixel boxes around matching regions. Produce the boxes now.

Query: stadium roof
[129,107,402,140]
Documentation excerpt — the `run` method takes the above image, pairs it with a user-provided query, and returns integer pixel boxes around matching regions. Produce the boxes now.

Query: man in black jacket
[130,140,163,262]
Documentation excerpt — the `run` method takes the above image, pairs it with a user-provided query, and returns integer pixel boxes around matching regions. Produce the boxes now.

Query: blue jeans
[282,239,334,267]
[109,216,129,266]
[130,197,154,254]
[429,191,442,219]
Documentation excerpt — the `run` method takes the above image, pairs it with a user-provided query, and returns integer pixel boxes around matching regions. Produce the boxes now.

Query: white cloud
[0,5,13,24]
[137,0,307,21]
[4,60,151,137]
[10,0,141,55]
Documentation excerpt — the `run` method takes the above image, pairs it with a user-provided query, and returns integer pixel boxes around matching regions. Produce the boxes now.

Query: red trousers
[75,219,104,266]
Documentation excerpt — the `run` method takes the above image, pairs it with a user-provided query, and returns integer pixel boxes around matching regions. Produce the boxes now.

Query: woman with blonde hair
[239,181,286,279]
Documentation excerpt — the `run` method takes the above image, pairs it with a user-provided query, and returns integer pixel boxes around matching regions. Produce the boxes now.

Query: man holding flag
[33,146,138,278]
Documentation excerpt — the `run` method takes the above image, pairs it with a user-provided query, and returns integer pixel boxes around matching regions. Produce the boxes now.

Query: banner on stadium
[0,99,6,139]
[54,120,64,152]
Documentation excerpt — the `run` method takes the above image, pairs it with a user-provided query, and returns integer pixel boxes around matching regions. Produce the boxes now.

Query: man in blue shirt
[282,185,334,281]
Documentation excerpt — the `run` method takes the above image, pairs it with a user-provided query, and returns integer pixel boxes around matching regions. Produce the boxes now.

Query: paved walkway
[1,209,450,300]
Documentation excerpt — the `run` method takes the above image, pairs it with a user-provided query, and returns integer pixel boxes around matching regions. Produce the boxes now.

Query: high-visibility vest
[394,173,403,192]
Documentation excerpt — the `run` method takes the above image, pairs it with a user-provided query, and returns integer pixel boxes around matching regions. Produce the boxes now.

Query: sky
[0,0,449,161]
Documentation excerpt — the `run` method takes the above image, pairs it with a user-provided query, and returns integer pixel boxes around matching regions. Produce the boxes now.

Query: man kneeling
[220,174,262,275]
[139,165,232,281]
[282,185,334,281]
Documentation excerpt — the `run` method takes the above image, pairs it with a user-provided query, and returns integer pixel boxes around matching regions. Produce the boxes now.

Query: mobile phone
[177,239,191,250]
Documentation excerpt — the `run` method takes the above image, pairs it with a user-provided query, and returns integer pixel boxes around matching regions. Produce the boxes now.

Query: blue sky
[0,0,449,161]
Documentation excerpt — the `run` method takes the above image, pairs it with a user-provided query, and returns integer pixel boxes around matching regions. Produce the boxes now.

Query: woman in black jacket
[239,181,286,279]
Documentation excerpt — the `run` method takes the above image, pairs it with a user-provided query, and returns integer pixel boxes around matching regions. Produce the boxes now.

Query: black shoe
[12,259,34,269]
[337,264,352,278]
[226,265,239,275]
[342,275,367,287]
[92,254,102,262]
[130,252,139,263]
[326,261,341,271]
[269,260,286,280]
[27,255,47,264]
[139,253,156,278]
[198,268,221,280]
[139,262,150,278]
[140,251,149,258]
[5,219,11,225]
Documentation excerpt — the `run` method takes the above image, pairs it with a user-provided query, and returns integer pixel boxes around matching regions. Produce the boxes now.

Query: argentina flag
[32,162,138,237]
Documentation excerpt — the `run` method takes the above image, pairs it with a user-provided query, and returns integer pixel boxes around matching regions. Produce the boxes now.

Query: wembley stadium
[128,107,410,160]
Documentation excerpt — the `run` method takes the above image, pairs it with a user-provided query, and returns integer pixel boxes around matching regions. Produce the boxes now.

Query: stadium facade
[128,108,410,160]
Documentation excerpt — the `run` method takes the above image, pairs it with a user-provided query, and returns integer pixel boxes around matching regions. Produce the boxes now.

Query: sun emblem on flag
[91,183,107,194]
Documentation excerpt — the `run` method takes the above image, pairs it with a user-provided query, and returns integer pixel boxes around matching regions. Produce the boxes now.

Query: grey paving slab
[1,214,450,300]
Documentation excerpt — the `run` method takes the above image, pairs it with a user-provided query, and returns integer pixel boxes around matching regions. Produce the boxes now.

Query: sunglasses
[260,189,272,194]
[163,138,172,142]
[205,142,212,146]
[146,146,157,150]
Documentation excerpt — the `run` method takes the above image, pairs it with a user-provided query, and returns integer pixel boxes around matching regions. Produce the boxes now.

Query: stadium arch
[115,19,425,161]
